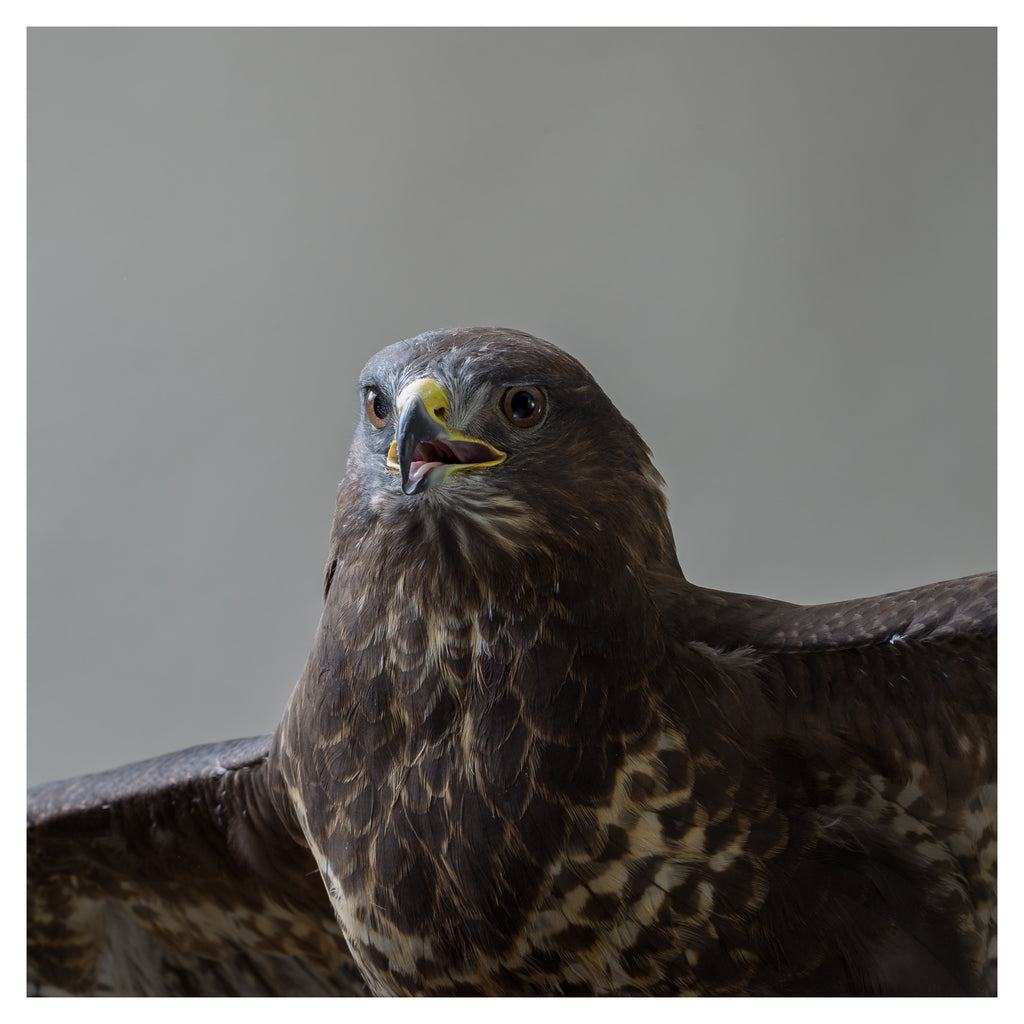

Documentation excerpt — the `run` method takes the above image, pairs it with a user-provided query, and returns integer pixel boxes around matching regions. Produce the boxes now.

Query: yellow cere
[397,378,451,421]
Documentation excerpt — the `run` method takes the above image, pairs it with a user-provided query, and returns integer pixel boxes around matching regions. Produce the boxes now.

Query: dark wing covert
[658,571,996,994]
[28,735,366,996]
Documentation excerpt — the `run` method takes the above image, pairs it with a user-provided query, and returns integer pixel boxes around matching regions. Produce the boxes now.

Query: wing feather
[28,736,367,996]
[655,570,996,994]
[671,571,995,651]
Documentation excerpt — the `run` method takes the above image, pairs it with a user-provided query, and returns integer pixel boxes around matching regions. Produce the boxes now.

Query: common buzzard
[28,328,996,996]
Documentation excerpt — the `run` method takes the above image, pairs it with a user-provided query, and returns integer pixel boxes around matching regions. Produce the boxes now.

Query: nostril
[434,407,447,420]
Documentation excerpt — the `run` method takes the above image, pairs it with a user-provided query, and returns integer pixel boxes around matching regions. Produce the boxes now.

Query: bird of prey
[28,327,996,996]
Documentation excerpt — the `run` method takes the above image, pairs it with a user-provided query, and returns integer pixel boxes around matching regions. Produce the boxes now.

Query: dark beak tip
[396,395,444,495]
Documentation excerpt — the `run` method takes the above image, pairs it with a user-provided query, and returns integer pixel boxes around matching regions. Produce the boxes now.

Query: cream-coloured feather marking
[29,328,996,996]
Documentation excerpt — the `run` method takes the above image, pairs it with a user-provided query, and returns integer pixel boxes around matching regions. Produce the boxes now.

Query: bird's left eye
[501,386,546,428]
[365,387,391,429]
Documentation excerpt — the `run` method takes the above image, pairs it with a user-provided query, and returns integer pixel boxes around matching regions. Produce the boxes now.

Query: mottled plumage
[28,328,996,996]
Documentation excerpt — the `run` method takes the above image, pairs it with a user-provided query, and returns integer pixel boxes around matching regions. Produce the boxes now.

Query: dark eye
[501,386,546,428]
[364,387,391,429]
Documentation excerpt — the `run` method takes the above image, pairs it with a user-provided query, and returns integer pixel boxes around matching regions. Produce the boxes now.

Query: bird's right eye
[365,387,391,429]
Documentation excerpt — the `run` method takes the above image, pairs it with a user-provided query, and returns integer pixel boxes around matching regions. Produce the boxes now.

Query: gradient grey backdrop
[28,28,995,785]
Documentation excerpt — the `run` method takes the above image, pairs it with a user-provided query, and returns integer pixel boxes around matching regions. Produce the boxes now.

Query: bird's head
[328,328,678,599]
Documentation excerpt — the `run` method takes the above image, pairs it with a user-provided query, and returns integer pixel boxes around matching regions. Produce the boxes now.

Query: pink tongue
[409,460,445,484]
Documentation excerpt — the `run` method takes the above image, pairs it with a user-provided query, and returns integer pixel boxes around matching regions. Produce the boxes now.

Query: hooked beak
[386,378,506,495]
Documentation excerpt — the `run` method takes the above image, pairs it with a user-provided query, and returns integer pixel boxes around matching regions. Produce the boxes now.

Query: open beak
[386,378,506,495]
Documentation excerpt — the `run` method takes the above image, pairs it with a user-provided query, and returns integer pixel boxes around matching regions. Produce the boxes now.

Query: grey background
[28,28,995,785]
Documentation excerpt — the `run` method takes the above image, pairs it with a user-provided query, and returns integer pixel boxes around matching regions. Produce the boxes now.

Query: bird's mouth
[386,378,506,495]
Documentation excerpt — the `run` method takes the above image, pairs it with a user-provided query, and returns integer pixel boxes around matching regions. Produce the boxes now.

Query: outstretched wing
[687,571,996,767]
[28,736,367,996]
[659,571,996,994]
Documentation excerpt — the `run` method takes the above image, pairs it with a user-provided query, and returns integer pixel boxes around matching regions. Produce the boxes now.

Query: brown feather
[28,738,367,995]
[29,328,995,995]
